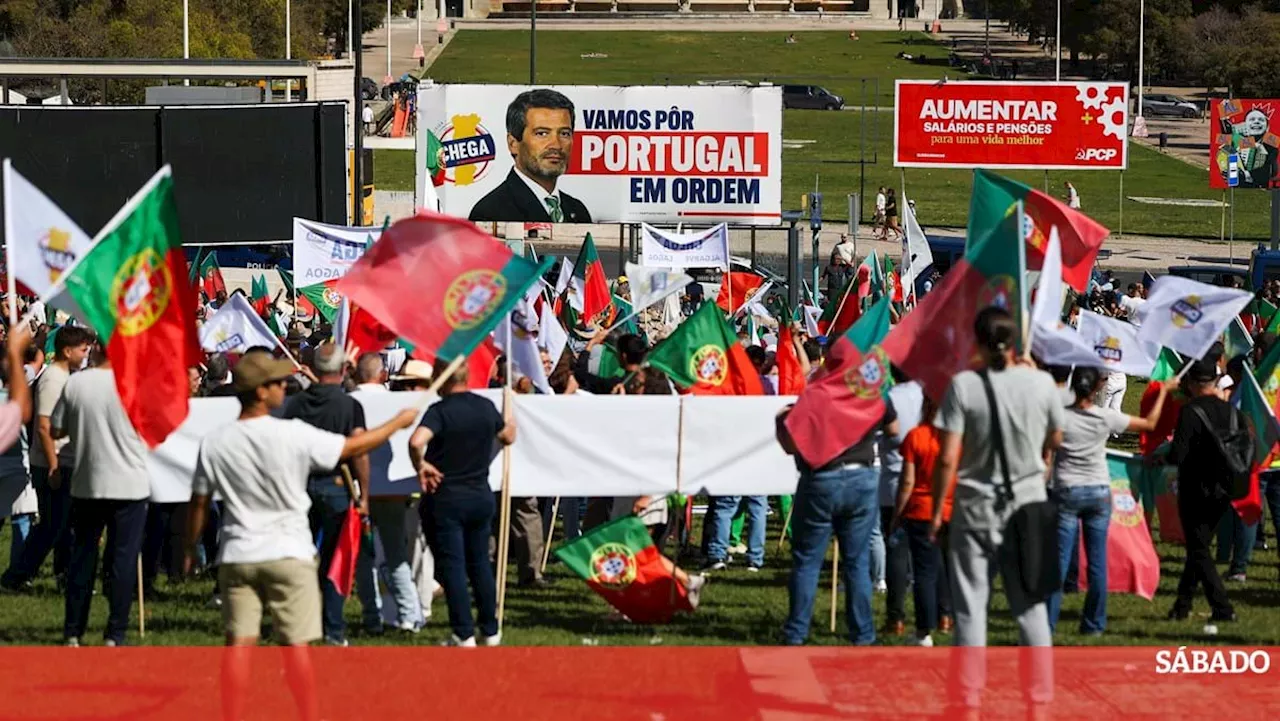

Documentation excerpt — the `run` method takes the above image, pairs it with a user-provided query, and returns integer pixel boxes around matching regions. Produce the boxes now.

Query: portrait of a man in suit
[468,89,592,223]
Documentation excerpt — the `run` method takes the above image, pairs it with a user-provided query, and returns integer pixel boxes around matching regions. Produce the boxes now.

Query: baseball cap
[232,351,297,393]
[1185,359,1219,383]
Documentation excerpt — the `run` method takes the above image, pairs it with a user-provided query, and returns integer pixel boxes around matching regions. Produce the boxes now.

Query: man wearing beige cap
[184,351,416,721]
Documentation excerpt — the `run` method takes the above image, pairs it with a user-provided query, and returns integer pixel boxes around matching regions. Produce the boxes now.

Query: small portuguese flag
[572,233,611,323]
[336,211,553,361]
[646,300,763,396]
[555,515,693,624]
[53,166,200,447]
[195,249,226,300]
[300,280,343,323]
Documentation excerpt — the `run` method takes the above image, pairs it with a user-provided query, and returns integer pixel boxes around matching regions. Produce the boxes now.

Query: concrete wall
[315,59,357,147]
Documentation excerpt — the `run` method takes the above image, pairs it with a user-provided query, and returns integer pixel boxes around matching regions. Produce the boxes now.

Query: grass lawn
[377,29,1277,240]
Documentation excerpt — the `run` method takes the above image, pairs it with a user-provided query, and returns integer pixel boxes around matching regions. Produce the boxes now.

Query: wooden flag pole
[776,504,795,557]
[828,540,839,633]
[137,554,146,638]
[539,496,560,574]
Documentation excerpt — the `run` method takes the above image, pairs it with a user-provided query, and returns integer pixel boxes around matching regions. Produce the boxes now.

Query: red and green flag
[300,280,343,323]
[425,129,446,187]
[715,271,765,314]
[336,212,552,362]
[572,233,611,322]
[646,300,763,396]
[1149,347,1184,382]
[49,166,201,447]
[968,168,1109,292]
[249,273,270,316]
[817,273,861,339]
[784,296,893,468]
[190,249,226,301]
[1235,368,1276,526]
[883,203,1026,401]
[554,515,693,624]
[775,321,807,396]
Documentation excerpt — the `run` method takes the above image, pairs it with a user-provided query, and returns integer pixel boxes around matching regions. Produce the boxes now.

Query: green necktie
[545,196,564,222]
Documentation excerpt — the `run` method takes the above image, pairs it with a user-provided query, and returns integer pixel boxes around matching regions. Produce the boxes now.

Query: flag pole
[828,540,839,633]
[495,324,516,628]
[3,160,18,326]
[137,554,146,638]
[539,496,560,574]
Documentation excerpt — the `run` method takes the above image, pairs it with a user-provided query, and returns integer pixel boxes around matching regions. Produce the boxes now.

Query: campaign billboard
[1210,99,1280,189]
[894,81,1129,170]
[416,84,783,225]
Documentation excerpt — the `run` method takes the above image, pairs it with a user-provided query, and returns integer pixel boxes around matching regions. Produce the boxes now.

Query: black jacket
[282,383,365,482]
[468,169,592,223]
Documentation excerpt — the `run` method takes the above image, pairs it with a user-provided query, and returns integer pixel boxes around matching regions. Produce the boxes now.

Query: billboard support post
[1272,190,1279,251]
[352,3,363,227]
[785,211,802,311]
[1118,170,1124,239]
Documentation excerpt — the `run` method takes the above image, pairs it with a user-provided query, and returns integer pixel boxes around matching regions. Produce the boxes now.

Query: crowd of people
[0,242,1272,676]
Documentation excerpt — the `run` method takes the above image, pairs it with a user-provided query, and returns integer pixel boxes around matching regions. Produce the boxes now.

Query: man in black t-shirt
[409,360,516,647]
[775,399,898,646]
[280,344,368,646]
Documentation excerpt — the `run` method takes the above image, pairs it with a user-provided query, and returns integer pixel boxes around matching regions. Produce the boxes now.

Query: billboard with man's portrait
[1210,99,1280,189]
[415,84,783,225]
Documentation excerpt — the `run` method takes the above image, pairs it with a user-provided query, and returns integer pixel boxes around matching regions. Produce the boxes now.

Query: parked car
[361,77,378,101]
[1140,94,1200,118]
[782,85,844,111]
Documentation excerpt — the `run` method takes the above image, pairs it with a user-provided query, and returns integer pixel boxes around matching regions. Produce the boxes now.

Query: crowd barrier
[148,391,802,502]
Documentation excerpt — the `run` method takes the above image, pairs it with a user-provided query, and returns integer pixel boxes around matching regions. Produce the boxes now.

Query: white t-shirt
[875,192,887,213]
[50,368,150,500]
[1119,295,1145,326]
[193,416,345,565]
[362,105,374,124]
[30,364,72,468]
[1067,186,1081,209]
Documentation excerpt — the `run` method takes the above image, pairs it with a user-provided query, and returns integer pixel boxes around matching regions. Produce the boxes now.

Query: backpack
[1189,404,1253,500]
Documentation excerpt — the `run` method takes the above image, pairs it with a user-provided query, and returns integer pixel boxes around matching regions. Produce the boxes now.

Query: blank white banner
[680,395,800,496]
[147,398,240,503]
[508,394,681,498]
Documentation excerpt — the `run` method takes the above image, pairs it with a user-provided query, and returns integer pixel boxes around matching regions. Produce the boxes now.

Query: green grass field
[371,29,1276,240]
[0,377,1276,647]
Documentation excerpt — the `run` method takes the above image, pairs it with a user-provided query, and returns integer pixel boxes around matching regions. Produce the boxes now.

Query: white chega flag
[1137,275,1253,360]
[494,310,551,394]
[1030,226,1102,368]
[900,194,933,303]
[624,262,693,313]
[1076,310,1160,377]
[2,160,94,319]
[199,294,280,354]
[802,305,822,337]
[538,297,568,367]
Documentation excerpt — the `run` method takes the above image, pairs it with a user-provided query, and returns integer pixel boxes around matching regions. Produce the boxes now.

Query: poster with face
[1210,99,1280,189]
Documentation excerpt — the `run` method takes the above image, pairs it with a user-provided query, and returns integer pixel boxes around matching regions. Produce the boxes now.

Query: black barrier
[0,103,347,245]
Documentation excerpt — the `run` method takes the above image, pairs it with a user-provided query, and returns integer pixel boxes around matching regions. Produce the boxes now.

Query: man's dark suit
[468,169,592,223]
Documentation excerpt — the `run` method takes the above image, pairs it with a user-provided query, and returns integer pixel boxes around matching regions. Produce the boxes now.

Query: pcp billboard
[1210,99,1280,189]
[894,81,1129,170]
[416,84,783,225]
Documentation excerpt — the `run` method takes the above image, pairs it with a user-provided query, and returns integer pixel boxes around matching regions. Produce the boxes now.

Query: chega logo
[436,114,498,187]
[1171,296,1203,328]
[1076,147,1119,162]
[1095,336,1122,363]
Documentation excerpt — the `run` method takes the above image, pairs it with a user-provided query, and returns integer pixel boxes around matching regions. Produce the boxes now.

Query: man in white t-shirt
[1064,181,1081,209]
[52,345,152,647]
[184,351,415,721]
[1119,283,1146,326]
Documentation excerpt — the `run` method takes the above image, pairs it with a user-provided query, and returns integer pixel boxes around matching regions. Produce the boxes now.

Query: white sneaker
[443,634,477,647]
[730,543,748,555]
[64,637,80,648]
[396,620,421,634]
[915,634,934,648]
[483,632,502,647]
[686,574,708,610]
[874,580,888,593]
[104,639,118,648]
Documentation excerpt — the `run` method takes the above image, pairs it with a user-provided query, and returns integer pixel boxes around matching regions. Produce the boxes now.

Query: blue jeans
[6,513,33,567]
[783,465,880,645]
[904,518,951,635]
[706,495,767,566]
[1048,485,1111,634]
[3,466,73,585]
[423,488,498,642]
[64,498,148,644]
[1216,509,1256,576]
[308,480,351,643]
[356,498,424,631]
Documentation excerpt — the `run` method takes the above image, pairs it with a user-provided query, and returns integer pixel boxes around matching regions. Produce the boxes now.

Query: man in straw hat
[184,350,417,720]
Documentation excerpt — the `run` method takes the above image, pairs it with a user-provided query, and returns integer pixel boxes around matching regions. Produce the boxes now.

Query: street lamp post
[1137,0,1145,117]
[386,0,393,82]
[285,0,292,101]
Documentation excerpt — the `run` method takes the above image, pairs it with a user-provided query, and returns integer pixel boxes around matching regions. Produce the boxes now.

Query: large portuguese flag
[336,212,553,361]
[646,300,763,396]
[53,166,201,447]
[555,515,693,624]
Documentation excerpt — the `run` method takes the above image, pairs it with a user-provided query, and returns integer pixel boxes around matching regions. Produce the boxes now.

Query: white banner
[291,218,381,285]
[417,85,783,225]
[147,398,241,502]
[681,395,798,495]
[640,224,730,269]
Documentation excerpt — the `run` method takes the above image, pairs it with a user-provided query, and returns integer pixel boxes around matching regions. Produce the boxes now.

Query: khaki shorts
[219,557,322,645]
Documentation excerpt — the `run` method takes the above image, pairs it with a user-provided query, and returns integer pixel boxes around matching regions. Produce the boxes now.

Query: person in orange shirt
[891,395,954,647]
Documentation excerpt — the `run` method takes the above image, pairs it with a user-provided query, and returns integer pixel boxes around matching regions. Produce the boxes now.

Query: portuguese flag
[51,166,200,447]
[572,233,611,323]
[882,203,1026,401]
[1234,367,1275,526]
[336,212,552,361]
[817,273,860,339]
[555,515,693,624]
[968,168,1109,292]
[249,274,271,316]
[715,271,765,314]
[193,249,226,301]
[784,297,894,469]
[425,129,446,187]
[646,300,762,396]
[300,280,343,323]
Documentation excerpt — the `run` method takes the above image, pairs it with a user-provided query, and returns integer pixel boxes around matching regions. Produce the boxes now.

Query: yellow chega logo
[437,114,498,187]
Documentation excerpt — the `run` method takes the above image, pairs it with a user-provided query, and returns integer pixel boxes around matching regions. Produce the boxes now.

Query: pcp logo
[436,114,498,187]
[1076,147,1119,163]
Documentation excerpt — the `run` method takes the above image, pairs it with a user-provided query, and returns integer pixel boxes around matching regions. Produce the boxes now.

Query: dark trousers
[882,507,910,625]
[905,518,952,635]
[142,501,185,591]
[1174,491,1234,616]
[4,466,73,585]
[308,481,350,643]
[424,488,498,642]
[64,497,147,644]
[1257,471,1280,552]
